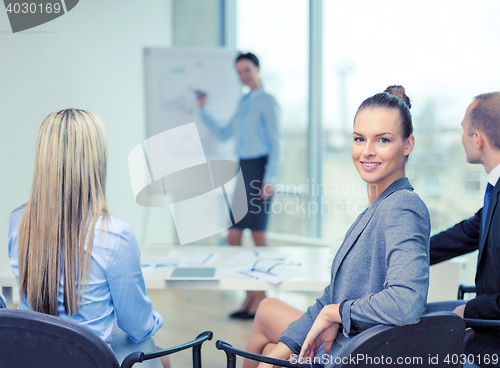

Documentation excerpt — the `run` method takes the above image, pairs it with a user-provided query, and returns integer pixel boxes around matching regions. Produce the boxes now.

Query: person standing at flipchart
[196,52,283,319]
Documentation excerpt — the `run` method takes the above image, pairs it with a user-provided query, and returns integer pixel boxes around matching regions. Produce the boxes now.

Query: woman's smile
[360,161,381,171]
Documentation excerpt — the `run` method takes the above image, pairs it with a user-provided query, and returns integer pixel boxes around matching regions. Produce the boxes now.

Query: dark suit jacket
[430,177,500,364]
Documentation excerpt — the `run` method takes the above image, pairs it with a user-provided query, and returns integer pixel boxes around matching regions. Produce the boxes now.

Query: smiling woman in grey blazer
[243,86,431,368]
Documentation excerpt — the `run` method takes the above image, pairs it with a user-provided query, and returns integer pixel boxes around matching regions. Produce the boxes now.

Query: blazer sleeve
[279,282,333,353]
[430,208,500,320]
[340,195,431,336]
[464,293,500,320]
[429,209,481,265]
[463,205,500,320]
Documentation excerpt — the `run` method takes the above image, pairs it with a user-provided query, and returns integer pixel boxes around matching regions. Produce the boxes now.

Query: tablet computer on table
[164,267,219,281]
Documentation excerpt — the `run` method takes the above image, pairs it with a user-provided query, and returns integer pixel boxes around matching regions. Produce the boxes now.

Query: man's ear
[475,130,487,150]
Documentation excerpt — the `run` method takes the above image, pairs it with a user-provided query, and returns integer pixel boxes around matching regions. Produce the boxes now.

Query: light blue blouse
[8,207,163,344]
[199,87,283,185]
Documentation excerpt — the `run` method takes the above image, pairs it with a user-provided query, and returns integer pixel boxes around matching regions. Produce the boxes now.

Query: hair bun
[384,85,411,109]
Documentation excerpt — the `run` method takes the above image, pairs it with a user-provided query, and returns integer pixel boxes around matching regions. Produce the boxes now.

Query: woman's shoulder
[96,214,134,237]
[92,214,138,252]
[9,208,137,243]
[256,90,278,104]
[9,206,25,234]
[380,187,429,218]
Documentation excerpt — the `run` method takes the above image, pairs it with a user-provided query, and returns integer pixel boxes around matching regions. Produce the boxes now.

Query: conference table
[0,245,334,308]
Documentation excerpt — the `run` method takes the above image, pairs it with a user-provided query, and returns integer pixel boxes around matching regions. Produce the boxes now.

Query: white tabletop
[140,244,332,291]
[0,245,334,307]
[0,264,17,288]
[1,244,473,306]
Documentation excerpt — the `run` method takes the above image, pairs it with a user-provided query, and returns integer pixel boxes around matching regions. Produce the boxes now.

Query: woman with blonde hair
[8,109,167,367]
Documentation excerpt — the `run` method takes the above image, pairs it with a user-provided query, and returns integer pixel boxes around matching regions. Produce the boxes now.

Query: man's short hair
[470,92,500,150]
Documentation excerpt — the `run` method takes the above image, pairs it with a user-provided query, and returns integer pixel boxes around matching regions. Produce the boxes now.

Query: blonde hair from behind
[18,108,109,316]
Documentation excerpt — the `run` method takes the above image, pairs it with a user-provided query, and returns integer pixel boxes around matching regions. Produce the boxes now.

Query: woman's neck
[367,183,382,207]
[366,173,405,207]
[249,80,261,91]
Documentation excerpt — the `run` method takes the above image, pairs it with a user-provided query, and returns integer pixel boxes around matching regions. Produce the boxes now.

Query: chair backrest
[0,308,119,368]
[333,313,467,367]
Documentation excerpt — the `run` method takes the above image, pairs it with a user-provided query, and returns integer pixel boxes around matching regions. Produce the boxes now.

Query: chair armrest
[215,340,323,368]
[0,294,7,309]
[463,318,500,329]
[464,327,475,346]
[458,284,476,300]
[121,331,213,368]
[456,286,500,330]
[426,300,466,313]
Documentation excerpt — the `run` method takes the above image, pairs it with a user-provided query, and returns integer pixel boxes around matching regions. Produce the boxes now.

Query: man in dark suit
[430,92,500,367]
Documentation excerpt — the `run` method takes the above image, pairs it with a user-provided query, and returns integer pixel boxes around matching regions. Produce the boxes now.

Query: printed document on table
[225,265,306,285]
[226,250,290,265]
[141,250,220,270]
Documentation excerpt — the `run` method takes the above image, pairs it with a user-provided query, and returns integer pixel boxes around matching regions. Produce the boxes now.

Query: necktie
[481,183,494,235]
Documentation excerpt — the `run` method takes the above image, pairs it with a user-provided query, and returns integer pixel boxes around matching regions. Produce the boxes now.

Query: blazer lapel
[329,178,414,284]
[478,180,500,264]
[329,207,375,277]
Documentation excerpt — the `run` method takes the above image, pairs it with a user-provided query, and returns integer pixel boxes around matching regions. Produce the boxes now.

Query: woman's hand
[254,342,293,368]
[195,90,207,108]
[299,305,341,363]
[260,184,274,199]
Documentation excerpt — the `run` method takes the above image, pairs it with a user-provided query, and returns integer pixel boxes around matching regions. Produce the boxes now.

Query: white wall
[0,0,174,263]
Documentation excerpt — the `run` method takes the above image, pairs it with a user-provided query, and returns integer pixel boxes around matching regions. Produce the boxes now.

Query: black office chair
[217,313,474,368]
[0,308,212,368]
[426,285,500,368]
[426,284,500,330]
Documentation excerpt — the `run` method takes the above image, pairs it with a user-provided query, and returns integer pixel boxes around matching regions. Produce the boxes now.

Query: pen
[202,253,214,265]
[238,270,259,280]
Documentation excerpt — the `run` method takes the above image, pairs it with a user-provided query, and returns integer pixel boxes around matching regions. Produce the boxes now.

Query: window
[322,0,498,237]
[237,0,309,236]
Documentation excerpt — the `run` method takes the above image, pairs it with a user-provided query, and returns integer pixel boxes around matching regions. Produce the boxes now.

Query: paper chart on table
[225,265,306,285]
[141,250,220,269]
[225,250,290,265]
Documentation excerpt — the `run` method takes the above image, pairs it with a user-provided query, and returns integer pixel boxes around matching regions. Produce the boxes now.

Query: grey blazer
[280,178,430,360]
